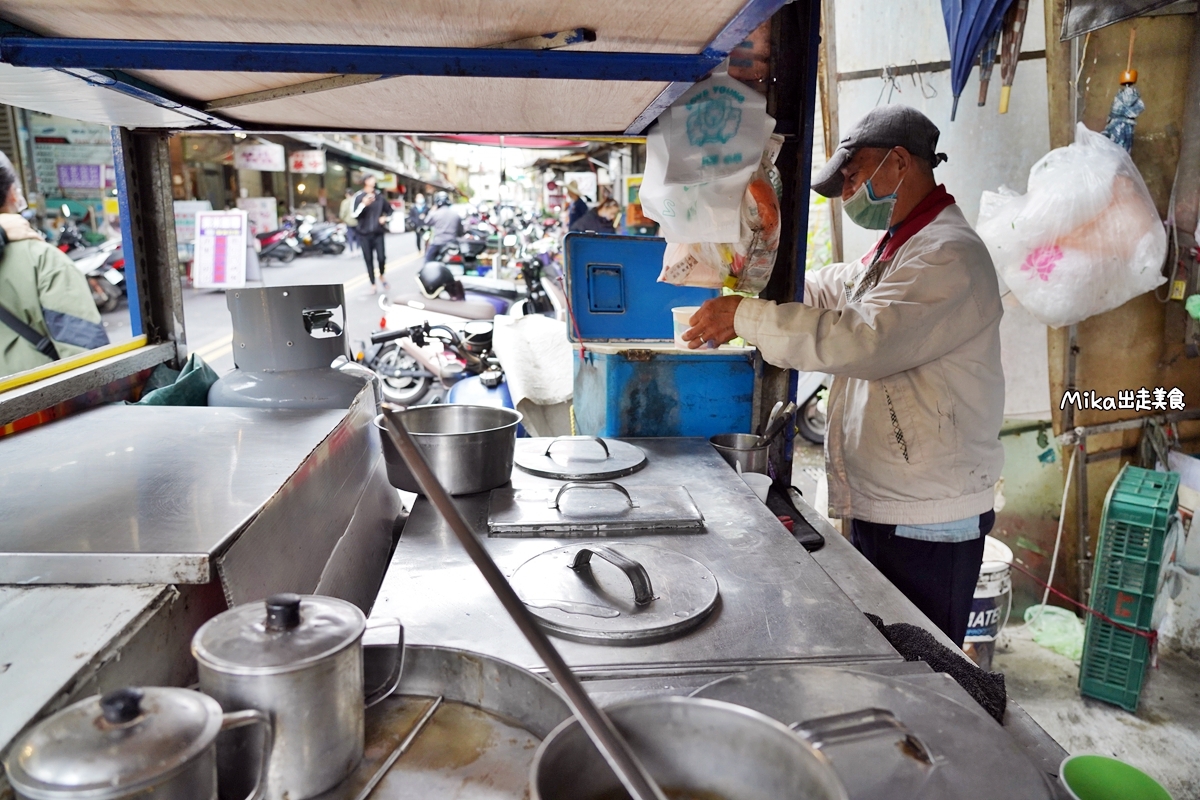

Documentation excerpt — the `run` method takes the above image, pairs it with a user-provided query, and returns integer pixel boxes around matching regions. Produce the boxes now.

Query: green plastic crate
[1079,465,1177,711]
[1079,618,1152,712]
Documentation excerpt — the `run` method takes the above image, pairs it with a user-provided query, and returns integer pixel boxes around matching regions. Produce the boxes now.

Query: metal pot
[192,594,403,800]
[3,687,271,800]
[530,697,849,800]
[710,433,769,475]
[375,405,521,495]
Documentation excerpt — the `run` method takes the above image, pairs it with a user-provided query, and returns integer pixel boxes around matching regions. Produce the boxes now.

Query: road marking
[192,333,233,360]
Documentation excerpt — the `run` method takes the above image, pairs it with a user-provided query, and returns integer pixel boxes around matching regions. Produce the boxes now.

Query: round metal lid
[192,593,365,674]
[510,543,718,644]
[5,687,222,800]
[692,667,1052,800]
[513,437,647,481]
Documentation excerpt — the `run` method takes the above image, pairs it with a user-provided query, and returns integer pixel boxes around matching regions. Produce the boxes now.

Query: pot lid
[192,593,365,673]
[510,543,718,644]
[488,483,703,536]
[691,667,1052,800]
[5,687,222,800]
[513,437,647,481]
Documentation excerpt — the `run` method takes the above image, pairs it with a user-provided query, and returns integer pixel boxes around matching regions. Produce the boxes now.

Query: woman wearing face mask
[684,105,1005,650]
[0,151,109,380]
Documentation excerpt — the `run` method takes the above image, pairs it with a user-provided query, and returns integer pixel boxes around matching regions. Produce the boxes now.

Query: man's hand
[682,295,744,349]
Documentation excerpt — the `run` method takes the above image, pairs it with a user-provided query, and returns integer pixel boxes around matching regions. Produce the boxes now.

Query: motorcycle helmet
[434,191,451,208]
[417,261,465,300]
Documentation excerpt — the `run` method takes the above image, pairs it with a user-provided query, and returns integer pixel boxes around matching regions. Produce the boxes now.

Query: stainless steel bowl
[375,405,522,495]
[710,433,769,475]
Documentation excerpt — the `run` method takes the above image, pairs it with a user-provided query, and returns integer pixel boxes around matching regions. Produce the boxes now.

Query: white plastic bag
[657,154,782,294]
[662,65,774,186]
[976,123,1166,328]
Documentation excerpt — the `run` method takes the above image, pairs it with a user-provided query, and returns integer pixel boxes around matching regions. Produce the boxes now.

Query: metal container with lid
[193,594,403,800]
[3,686,271,800]
[509,543,720,645]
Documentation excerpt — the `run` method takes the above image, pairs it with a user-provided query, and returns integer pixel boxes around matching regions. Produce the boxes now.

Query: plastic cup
[1060,755,1172,800]
[741,472,772,503]
[672,306,714,349]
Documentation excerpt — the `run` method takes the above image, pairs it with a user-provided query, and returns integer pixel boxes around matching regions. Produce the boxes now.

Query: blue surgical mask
[844,151,902,230]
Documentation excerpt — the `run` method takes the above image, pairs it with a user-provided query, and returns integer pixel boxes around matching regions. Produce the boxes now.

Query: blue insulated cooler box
[564,233,757,438]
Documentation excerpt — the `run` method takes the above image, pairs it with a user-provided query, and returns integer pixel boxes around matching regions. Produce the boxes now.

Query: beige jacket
[734,204,1005,524]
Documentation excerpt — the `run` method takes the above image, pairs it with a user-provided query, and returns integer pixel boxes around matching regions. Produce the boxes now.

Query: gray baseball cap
[811,105,947,197]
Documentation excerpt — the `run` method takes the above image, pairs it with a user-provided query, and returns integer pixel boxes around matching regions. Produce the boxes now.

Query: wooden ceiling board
[214,74,667,133]
[0,0,745,50]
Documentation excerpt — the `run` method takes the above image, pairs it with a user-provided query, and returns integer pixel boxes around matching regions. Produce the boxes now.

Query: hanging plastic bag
[976,123,1166,328]
[639,121,757,243]
[662,64,774,186]
[656,151,782,294]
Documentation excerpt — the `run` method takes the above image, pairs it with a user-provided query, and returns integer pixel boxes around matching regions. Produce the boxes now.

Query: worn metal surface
[514,436,648,481]
[510,543,720,644]
[692,666,1053,800]
[312,645,572,800]
[216,386,378,605]
[0,404,345,585]
[0,584,172,761]
[0,342,173,428]
[371,438,896,677]
[487,483,704,536]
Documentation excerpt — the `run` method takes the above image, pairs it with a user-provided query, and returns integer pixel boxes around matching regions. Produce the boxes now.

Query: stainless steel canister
[710,433,770,474]
[192,594,403,800]
[3,687,271,800]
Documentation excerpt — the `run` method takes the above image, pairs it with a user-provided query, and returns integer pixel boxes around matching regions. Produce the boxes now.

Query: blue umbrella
[942,0,1015,120]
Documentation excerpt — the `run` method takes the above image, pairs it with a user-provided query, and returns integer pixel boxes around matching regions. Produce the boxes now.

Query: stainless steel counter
[371,438,897,678]
[0,404,348,584]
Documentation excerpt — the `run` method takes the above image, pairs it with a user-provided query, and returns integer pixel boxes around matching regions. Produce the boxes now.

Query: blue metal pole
[110,127,142,336]
[0,37,722,82]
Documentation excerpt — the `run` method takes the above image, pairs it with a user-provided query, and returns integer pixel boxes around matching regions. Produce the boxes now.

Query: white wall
[828,0,1052,418]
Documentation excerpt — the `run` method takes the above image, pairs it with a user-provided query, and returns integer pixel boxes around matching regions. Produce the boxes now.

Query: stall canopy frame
[0,0,790,135]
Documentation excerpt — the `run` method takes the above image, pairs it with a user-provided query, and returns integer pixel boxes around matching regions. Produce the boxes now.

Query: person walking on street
[408,192,428,249]
[423,192,463,263]
[338,188,358,253]
[352,175,391,293]
[0,151,108,379]
[565,181,588,228]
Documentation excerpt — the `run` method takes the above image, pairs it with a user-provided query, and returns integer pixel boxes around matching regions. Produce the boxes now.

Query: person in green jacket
[0,151,109,379]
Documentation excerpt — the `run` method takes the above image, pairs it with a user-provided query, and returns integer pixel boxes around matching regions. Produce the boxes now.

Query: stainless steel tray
[488,482,704,536]
[314,645,572,800]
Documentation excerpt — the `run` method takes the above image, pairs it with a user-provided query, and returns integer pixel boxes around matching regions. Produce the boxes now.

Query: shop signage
[564,171,598,201]
[56,164,104,190]
[289,150,327,174]
[233,143,286,172]
[236,197,279,236]
[193,209,248,290]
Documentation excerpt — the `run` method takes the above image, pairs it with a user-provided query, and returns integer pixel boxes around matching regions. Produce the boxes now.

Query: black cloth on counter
[765,484,825,552]
[865,612,1007,724]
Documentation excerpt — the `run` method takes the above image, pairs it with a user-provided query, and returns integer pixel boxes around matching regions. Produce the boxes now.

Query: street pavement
[101,231,423,375]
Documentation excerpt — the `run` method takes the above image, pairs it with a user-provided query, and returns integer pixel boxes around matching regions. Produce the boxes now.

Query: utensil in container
[192,594,403,800]
[374,405,521,495]
[3,687,272,800]
[710,433,769,474]
[530,696,848,800]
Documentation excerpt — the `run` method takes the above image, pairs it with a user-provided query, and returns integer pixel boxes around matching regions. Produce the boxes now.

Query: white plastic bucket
[672,306,714,349]
[965,536,1013,643]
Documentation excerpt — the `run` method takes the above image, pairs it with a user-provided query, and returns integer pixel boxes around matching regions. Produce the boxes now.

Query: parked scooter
[71,238,125,313]
[794,370,829,445]
[295,218,347,256]
[256,227,303,263]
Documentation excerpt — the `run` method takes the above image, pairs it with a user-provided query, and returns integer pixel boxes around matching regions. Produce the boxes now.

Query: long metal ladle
[381,411,667,800]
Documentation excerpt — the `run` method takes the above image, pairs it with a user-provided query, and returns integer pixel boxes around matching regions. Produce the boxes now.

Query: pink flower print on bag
[1020,244,1063,281]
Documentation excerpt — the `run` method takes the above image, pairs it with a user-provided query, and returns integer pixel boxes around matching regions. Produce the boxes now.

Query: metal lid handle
[549,481,637,510]
[100,688,143,725]
[791,708,939,766]
[220,709,274,800]
[264,594,302,632]
[571,546,654,606]
[544,436,611,459]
